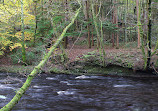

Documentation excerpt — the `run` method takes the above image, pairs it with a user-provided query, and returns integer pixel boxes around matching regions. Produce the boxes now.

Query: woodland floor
[0,44,158,73]
[0,44,115,65]
[66,44,141,62]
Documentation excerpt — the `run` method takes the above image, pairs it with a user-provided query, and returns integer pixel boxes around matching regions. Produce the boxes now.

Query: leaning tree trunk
[0,1,81,111]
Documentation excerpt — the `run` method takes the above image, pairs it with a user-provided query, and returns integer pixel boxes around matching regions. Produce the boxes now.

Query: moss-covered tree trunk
[151,40,158,56]
[91,0,100,48]
[91,0,105,66]
[0,1,81,110]
[146,0,152,69]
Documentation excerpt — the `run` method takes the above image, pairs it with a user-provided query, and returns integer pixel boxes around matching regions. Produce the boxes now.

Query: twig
[69,24,83,52]
[152,65,158,74]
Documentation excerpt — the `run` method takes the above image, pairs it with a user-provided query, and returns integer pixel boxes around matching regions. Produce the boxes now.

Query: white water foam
[75,75,90,79]
[0,84,14,89]
[57,90,75,95]
[75,75,100,79]
[113,85,133,88]
[46,77,57,80]
[0,95,7,99]
[33,85,41,88]
[33,85,50,89]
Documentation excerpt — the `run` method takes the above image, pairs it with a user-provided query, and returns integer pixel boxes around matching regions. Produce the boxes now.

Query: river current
[0,73,158,111]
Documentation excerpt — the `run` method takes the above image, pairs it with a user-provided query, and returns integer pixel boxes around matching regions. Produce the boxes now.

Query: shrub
[10,47,44,65]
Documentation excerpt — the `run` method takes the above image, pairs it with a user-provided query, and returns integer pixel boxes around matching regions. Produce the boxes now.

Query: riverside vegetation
[0,0,158,110]
[0,0,157,75]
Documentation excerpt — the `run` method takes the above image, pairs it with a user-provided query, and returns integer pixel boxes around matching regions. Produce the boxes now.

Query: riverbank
[0,48,157,77]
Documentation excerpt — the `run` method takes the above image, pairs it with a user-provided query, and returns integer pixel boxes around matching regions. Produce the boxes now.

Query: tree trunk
[0,2,81,110]
[63,0,68,49]
[33,1,38,47]
[151,39,158,56]
[41,0,44,40]
[124,0,127,44]
[86,0,91,48]
[100,20,106,66]
[112,0,116,48]
[91,0,100,48]
[91,26,94,46]
[146,0,152,69]
[136,0,141,48]
[115,0,119,49]
[21,0,26,65]
[112,33,115,47]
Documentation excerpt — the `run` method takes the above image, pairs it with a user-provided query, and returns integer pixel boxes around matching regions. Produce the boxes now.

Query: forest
[0,0,158,110]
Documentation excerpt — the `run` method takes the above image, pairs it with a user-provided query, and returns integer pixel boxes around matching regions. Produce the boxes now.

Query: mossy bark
[151,40,158,56]
[91,0,100,48]
[146,0,152,69]
[91,0,105,67]
[0,1,81,111]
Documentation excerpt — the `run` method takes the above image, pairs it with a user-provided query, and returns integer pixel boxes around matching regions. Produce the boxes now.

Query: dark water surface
[0,73,158,111]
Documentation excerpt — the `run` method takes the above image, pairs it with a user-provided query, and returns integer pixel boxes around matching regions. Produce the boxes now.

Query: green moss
[117,58,122,63]
[0,66,34,74]
[49,67,63,73]
[127,62,133,68]
[70,65,133,76]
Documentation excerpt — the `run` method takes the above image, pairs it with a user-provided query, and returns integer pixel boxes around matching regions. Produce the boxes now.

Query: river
[0,73,158,111]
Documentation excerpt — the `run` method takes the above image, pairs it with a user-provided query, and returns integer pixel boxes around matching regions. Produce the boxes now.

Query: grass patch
[0,65,34,75]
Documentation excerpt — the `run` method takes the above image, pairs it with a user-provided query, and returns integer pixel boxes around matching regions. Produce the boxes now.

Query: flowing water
[0,73,158,111]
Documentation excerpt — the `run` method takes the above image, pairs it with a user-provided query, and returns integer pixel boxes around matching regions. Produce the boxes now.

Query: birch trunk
[21,0,26,64]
